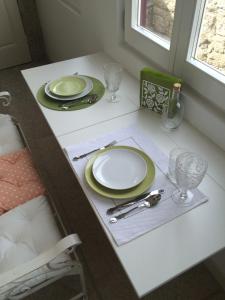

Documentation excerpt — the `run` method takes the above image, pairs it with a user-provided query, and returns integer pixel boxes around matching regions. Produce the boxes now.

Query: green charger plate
[36,76,105,111]
[85,146,155,199]
[49,76,87,96]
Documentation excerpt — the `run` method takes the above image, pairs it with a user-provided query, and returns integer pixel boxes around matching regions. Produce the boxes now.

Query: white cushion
[0,196,73,300]
[0,195,61,273]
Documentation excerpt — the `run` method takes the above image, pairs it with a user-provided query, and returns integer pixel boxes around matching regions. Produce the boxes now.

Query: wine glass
[103,63,123,103]
[167,147,188,184]
[172,152,208,206]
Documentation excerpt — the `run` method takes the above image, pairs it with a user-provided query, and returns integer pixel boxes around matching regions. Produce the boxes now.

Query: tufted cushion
[0,148,45,215]
[0,195,61,273]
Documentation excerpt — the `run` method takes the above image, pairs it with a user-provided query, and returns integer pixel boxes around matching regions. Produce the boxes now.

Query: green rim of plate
[36,76,105,111]
[85,146,155,199]
[49,76,87,96]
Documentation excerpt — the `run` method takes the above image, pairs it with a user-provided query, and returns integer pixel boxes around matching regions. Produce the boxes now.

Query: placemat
[65,127,208,246]
[36,76,105,111]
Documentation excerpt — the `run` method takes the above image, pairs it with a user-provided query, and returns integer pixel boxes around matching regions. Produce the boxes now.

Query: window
[138,0,176,48]
[190,0,225,78]
[125,0,225,111]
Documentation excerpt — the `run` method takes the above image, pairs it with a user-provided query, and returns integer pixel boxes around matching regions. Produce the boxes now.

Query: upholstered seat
[0,195,84,299]
[0,195,61,273]
[0,103,87,299]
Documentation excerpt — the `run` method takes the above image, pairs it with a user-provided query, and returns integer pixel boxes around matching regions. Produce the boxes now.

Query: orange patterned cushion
[0,148,45,215]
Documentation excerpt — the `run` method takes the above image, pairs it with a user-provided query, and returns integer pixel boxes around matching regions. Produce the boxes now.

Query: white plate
[44,75,93,101]
[92,148,147,190]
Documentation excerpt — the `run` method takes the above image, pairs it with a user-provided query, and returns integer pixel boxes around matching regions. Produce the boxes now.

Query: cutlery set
[109,194,161,223]
[108,189,164,223]
[106,188,164,215]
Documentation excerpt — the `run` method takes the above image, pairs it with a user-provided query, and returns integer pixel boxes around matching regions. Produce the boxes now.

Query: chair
[0,92,87,300]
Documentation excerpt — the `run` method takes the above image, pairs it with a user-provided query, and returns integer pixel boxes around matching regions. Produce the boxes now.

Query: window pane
[195,0,225,75]
[139,0,176,42]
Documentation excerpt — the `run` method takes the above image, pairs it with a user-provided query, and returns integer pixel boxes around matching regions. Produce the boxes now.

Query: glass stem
[111,92,116,102]
[179,188,187,200]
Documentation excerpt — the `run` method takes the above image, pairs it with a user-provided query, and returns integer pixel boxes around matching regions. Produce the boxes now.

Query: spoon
[109,194,161,223]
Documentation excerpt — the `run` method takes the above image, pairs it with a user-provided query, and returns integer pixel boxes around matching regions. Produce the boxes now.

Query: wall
[146,0,175,38]
[196,0,225,73]
[35,0,103,61]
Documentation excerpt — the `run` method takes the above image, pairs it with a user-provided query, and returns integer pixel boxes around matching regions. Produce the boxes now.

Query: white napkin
[65,127,208,246]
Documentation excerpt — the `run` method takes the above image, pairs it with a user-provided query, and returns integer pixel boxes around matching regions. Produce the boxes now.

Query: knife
[72,140,117,161]
[106,189,164,215]
[109,194,161,223]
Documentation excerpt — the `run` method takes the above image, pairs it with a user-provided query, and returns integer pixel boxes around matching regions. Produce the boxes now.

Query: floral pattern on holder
[141,80,171,113]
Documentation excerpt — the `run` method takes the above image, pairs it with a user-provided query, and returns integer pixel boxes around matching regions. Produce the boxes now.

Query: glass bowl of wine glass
[172,151,208,206]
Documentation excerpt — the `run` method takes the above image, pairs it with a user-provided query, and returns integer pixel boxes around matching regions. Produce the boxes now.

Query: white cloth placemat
[65,127,208,246]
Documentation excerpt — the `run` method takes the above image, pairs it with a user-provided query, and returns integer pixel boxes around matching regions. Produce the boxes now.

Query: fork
[72,140,117,161]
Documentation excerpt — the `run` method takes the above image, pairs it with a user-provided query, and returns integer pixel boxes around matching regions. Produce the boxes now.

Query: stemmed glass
[168,147,188,184]
[172,152,208,206]
[103,63,123,103]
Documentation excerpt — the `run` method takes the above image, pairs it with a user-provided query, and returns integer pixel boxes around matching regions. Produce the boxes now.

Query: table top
[22,52,225,298]
[22,52,139,137]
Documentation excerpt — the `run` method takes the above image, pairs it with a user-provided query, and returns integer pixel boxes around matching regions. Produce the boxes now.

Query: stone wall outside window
[145,0,225,74]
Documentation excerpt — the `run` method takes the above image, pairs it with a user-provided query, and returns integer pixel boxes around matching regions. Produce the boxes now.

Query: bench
[0,93,87,300]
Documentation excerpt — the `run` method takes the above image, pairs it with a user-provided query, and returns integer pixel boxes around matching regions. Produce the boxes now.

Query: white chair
[0,93,87,300]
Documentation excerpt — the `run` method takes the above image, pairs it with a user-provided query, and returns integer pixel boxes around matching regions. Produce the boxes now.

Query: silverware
[60,94,98,110]
[109,194,161,223]
[72,140,117,161]
[106,189,164,215]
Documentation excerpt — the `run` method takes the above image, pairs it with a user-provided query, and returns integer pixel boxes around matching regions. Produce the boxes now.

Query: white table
[22,52,225,298]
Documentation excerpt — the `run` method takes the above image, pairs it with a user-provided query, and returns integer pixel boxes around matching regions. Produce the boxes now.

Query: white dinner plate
[92,148,147,190]
[44,75,93,101]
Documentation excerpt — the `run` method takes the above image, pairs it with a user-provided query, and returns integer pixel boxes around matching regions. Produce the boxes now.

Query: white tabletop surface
[22,52,225,298]
[22,52,139,137]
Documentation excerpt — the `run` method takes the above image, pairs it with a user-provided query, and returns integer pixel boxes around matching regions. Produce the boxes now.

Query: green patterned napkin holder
[140,67,182,114]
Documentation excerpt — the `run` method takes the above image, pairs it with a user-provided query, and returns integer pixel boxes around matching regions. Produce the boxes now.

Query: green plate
[85,146,155,199]
[49,76,87,96]
[36,76,105,111]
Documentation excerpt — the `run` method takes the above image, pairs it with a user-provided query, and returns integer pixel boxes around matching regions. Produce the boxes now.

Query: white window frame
[124,0,175,71]
[124,0,225,112]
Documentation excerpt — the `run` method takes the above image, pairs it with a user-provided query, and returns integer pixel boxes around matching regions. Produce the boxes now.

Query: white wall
[36,0,103,61]
[36,0,225,284]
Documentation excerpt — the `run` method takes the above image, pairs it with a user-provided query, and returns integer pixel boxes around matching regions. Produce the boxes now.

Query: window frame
[124,0,175,71]
[124,0,225,112]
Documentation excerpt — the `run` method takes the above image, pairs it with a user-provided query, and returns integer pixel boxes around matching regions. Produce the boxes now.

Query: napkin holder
[140,67,182,114]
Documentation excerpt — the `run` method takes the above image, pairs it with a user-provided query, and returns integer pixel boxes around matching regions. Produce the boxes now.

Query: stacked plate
[84,146,156,199]
[45,75,93,101]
